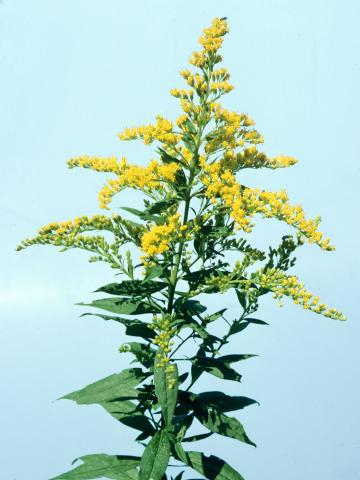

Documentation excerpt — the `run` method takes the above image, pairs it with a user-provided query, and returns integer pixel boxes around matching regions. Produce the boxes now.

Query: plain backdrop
[1,1,359,479]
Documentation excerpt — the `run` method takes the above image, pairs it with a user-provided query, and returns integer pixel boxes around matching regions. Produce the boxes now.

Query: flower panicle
[254,268,346,321]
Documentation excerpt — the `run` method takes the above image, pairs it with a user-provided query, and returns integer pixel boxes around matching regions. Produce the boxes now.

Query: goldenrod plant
[17,18,345,480]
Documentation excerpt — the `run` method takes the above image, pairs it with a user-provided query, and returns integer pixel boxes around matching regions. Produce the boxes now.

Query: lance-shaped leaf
[81,313,155,339]
[143,265,167,282]
[192,356,242,383]
[174,444,245,480]
[217,354,258,365]
[194,406,256,447]
[49,453,140,480]
[144,196,177,214]
[176,299,207,315]
[205,309,227,323]
[100,399,154,437]
[182,432,213,443]
[229,318,268,335]
[96,280,168,297]
[139,430,171,480]
[192,391,258,413]
[121,206,167,225]
[123,342,156,369]
[154,358,179,427]
[61,368,148,404]
[78,297,160,315]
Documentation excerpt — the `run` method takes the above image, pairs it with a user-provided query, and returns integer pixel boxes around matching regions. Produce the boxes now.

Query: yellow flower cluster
[200,159,251,230]
[221,147,298,171]
[67,155,124,173]
[254,268,346,320]
[98,160,180,209]
[198,17,229,53]
[210,81,234,93]
[204,105,262,154]
[140,213,188,259]
[189,17,229,67]
[16,215,124,268]
[211,67,231,80]
[170,88,194,99]
[176,114,188,127]
[18,214,115,244]
[212,104,255,127]
[244,188,334,250]
[119,115,180,146]
[200,159,334,250]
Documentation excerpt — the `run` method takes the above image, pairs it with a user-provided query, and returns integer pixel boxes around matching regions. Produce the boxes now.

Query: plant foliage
[17,17,345,480]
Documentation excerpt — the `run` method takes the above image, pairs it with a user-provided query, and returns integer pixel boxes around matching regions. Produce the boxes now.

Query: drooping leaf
[194,406,256,446]
[228,318,268,335]
[49,454,140,480]
[176,299,207,315]
[100,399,154,436]
[193,391,258,412]
[121,206,167,225]
[182,432,213,443]
[174,316,215,341]
[174,444,245,480]
[139,430,171,480]
[244,318,269,325]
[95,280,168,297]
[178,372,189,384]
[235,290,247,310]
[192,356,242,382]
[154,357,179,427]
[78,297,159,315]
[61,368,148,404]
[82,313,155,339]
[217,354,257,365]
[205,309,227,323]
[144,196,177,214]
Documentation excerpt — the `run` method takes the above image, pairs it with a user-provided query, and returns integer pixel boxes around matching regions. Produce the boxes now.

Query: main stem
[166,168,194,314]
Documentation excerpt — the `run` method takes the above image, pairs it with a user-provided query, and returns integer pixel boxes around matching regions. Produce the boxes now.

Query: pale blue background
[1,1,359,479]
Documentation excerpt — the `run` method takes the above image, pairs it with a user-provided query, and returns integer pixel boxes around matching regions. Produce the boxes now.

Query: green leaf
[176,299,207,315]
[78,297,159,315]
[121,206,167,225]
[95,280,168,297]
[157,147,180,165]
[194,406,256,446]
[194,391,258,412]
[235,290,247,310]
[144,265,166,282]
[174,444,245,480]
[139,430,171,480]
[124,342,156,369]
[61,368,147,404]
[228,318,268,335]
[245,318,269,325]
[205,309,227,323]
[182,432,213,442]
[82,313,155,339]
[144,197,177,214]
[154,358,179,427]
[171,471,185,480]
[49,454,140,480]
[192,357,242,382]
[217,354,257,365]
[100,399,155,436]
